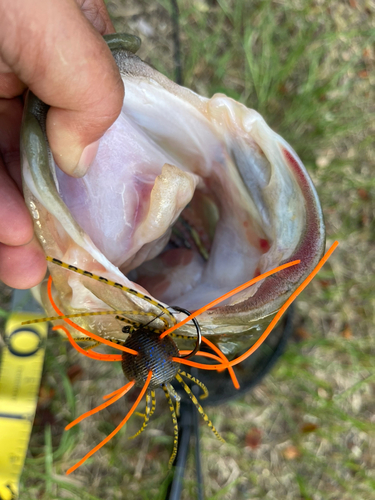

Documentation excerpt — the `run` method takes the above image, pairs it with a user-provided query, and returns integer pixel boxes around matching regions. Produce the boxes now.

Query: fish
[21,33,325,357]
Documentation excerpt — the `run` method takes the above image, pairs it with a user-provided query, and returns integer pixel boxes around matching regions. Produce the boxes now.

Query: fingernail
[73,140,100,177]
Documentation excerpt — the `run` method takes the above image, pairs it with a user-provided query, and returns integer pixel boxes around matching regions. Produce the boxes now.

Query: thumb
[0,0,124,177]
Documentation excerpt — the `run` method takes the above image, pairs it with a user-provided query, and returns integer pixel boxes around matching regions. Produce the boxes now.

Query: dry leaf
[34,408,55,427]
[294,327,311,340]
[341,326,352,339]
[283,445,301,460]
[319,279,331,288]
[245,428,262,449]
[38,385,55,406]
[67,364,84,383]
[358,70,368,79]
[146,444,164,460]
[301,423,319,433]
[110,412,125,427]
[357,188,369,200]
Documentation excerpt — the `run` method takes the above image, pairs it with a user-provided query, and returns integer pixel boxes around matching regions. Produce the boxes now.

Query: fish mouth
[21,48,325,339]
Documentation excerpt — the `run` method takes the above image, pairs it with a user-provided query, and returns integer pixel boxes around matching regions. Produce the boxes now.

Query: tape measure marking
[6,328,43,358]
[0,312,48,499]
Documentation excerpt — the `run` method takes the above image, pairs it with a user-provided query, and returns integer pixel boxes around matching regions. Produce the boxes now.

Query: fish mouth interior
[56,79,305,311]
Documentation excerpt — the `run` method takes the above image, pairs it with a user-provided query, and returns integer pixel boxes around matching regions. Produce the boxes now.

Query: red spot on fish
[253,267,260,278]
[259,238,270,251]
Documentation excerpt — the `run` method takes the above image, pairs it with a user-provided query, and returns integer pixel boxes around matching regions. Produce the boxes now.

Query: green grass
[12,0,375,498]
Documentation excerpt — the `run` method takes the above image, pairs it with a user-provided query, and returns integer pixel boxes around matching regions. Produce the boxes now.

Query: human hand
[0,0,124,289]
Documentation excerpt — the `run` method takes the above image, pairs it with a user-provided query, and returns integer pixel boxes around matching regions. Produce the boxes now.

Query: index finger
[0,0,124,176]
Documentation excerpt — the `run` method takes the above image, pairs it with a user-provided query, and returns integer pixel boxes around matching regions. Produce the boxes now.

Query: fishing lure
[23,241,338,475]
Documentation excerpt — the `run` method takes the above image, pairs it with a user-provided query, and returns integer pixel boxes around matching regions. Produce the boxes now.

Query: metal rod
[166,399,192,500]
[192,368,204,500]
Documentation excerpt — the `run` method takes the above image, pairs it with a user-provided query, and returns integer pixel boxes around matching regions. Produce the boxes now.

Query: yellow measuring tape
[0,312,48,500]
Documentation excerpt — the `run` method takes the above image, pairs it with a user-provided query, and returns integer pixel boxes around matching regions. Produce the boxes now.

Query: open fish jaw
[21,48,324,341]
